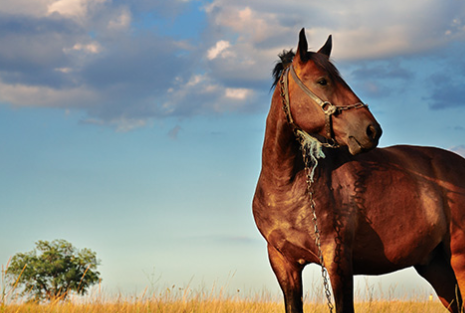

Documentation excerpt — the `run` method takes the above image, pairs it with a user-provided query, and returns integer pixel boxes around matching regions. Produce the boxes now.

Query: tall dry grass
[0,284,449,313]
[0,297,449,313]
[1,262,449,313]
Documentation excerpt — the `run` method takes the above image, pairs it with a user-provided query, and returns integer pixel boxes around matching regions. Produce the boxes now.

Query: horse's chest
[254,189,315,232]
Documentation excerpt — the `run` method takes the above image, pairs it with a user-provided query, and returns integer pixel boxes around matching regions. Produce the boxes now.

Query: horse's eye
[317,78,328,86]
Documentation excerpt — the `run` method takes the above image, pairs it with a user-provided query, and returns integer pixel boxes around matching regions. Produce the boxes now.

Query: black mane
[271,49,295,90]
[271,49,342,90]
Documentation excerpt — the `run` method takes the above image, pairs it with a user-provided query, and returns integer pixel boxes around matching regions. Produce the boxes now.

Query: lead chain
[301,143,334,313]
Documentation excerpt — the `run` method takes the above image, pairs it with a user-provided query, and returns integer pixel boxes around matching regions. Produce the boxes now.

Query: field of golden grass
[1,263,450,312]
[0,298,449,313]
[0,285,450,313]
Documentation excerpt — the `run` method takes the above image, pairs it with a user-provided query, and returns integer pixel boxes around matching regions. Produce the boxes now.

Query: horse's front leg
[268,244,304,313]
[324,243,355,313]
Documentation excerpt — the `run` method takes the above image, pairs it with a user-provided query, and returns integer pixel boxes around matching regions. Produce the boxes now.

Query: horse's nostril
[367,124,378,140]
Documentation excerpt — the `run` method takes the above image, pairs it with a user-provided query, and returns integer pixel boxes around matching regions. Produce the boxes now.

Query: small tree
[6,239,100,302]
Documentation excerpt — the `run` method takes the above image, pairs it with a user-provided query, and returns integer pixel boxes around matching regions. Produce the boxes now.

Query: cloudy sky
[2,0,465,301]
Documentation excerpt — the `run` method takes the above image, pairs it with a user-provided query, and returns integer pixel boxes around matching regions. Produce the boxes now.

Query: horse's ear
[297,28,308,62]
[318,35,332,57]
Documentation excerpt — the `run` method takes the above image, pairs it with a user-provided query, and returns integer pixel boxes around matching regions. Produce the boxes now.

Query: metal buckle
[321,101,337,115]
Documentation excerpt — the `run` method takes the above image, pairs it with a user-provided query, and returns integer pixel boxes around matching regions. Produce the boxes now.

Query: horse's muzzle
[347,122,382,155]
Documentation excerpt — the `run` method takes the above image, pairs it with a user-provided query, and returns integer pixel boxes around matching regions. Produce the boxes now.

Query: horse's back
[373,145,465,191]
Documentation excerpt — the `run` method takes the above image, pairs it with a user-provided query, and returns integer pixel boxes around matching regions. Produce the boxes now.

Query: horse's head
[285,29,382,155]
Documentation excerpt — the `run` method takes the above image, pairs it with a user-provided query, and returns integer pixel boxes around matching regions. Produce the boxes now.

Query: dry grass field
[0,286,450,313]
[0,263,451,313]
[0,297,449,313]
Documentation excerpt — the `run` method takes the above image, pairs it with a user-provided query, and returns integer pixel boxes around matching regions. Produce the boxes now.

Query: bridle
[280,64,368,148]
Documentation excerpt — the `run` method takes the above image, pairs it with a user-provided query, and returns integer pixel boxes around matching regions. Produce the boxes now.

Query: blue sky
[2,0,465,301]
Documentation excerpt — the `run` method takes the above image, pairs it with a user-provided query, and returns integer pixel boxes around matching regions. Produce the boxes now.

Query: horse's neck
[260,94,345,189]
[260,97,303,186]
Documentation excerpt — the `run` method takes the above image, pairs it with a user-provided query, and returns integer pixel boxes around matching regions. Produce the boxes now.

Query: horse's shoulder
[352,145,465,182]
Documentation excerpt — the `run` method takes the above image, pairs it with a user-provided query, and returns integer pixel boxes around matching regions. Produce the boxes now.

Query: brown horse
[253,28,465,313]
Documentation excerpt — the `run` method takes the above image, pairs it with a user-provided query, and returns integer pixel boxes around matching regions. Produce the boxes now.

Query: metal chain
[280,68,334,312]
[301,145,334,313]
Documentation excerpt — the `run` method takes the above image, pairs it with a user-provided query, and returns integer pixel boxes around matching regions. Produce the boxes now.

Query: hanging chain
[301,145,334,313]
[280,67,334,312]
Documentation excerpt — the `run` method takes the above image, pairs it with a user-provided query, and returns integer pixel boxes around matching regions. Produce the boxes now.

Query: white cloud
[66,42,101,54]
[48,0,86,18]
[186,75,204,87]
[1,0,465,128]
[47,0,107,21]
[0,0,52,16]
[207,40,231,60]
[161,72,257,115]
[207,4,291,46]
[113,118,148,132]
[0,80,97,108]
[108,8,131,30]
[225,88,252,100]
[204,0,465,60]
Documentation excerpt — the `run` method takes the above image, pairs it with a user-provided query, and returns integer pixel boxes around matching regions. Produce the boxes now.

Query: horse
[252,28,465,313]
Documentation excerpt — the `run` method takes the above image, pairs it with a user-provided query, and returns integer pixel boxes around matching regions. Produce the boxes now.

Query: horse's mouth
[348,135,379,155]
[348,136,364,155]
